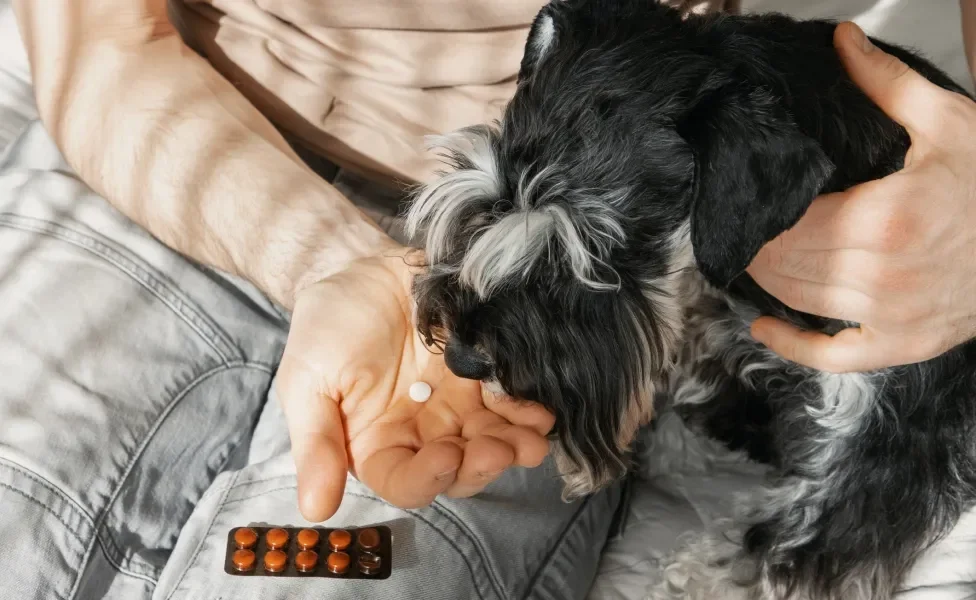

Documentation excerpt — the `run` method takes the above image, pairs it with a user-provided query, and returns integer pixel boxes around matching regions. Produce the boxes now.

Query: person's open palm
[275,249,554,522]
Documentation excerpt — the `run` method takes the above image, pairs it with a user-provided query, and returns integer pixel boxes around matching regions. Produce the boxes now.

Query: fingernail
[436,468,458,481]
[849,23,874,53]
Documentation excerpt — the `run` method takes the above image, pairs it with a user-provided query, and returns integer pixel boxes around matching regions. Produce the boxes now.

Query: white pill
[409,381,432,403]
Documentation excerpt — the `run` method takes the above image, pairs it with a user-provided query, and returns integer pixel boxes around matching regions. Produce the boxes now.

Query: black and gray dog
[405,1,976,598]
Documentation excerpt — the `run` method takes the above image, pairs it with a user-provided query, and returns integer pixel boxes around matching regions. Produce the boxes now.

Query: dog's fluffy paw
[645,528,758,600]
[636,408,746,479]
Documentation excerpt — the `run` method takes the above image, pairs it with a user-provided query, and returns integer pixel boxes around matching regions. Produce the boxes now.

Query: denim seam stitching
[220,485,304,506]
[429,500,508,597]
[0,458,96,523]
[66,363,272,599]
[0,481,89,600]
[348,491,495,600]
[0,214,240,362]
[96,359,275,574]
[164,469,242,600]
[97,362,276,576]
[91,533,161,585]
[0,481,89,546]
[220,474,297,493]
[0,462,165,584]
[518,495,595,600]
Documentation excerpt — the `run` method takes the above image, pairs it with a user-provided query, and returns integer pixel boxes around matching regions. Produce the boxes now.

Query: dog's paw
[646,529,759,600]
[636,408,744,479]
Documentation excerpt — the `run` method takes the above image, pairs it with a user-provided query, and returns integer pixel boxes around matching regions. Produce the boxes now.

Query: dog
[404,1,976,598]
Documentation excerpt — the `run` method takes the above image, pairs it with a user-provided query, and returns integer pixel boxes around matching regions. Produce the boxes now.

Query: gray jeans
[0,121,625,600]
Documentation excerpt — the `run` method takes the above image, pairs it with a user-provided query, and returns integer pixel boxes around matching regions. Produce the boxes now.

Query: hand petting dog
[748,22,976,373]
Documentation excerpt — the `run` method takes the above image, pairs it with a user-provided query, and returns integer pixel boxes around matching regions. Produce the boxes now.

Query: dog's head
[406,0,834,496]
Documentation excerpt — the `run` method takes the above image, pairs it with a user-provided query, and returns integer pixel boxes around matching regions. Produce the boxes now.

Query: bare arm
[964,0,976,85]
[12,0,395,309]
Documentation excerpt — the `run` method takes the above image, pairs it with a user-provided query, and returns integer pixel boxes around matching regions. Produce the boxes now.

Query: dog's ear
[681,83,835,288]
[519,9,558,81]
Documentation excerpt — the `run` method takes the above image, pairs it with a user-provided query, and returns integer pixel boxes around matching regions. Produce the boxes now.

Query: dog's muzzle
[444,337,494,381]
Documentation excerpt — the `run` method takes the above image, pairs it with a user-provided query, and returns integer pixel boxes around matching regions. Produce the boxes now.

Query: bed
[1,1,973,599]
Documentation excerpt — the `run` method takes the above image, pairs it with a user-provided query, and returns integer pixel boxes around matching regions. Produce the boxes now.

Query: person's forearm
[13,0,394,309]
[963,0,976,85]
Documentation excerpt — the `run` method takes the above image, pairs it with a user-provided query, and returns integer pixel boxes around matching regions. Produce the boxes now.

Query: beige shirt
[171,0,544,185]
[171,1,733,186]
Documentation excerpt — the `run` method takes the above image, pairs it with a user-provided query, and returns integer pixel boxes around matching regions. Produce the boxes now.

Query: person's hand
[747,22,976,373]
[274,248,554,521]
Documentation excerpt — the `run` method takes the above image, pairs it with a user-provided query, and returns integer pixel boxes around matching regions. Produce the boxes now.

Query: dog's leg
[649,371,976,600]
[637,354,778,479]
[671,355,778,466]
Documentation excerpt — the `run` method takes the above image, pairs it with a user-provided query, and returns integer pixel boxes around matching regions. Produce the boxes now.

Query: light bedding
[0,1,972,599]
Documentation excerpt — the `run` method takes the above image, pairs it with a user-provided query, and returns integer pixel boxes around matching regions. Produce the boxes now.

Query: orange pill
[357,528,381,551]
[232,549,256,572]
[233,528,258,550]
[263,549,287,573]
[328,529,352,551]
[327,551,351,574]
[297,528,319,550]
[295,550,318,573]
[265,528,289,550]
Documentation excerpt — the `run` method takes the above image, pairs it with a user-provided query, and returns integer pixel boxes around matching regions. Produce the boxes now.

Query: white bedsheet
[0,2,973,599]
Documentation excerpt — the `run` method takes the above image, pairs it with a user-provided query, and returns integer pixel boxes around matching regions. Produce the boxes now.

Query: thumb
[751,317,896,373]
[276,356,349,522]
[833,21,942,135]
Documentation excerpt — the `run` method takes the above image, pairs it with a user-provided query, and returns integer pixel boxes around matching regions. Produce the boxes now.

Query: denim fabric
[0,121,624,600]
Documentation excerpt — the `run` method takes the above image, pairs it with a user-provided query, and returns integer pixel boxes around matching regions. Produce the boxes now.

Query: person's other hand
[275,248,555,522]
[747,22,976,373]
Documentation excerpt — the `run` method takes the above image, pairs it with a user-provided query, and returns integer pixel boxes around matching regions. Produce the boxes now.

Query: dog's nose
[444,338,494,381]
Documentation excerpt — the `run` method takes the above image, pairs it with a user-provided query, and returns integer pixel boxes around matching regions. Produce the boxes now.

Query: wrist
[249,187,402,310]
[291,219,403,305]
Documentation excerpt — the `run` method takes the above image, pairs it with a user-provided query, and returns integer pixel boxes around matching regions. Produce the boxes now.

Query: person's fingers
[460,410,550,467]
[745,271,873,323]
[480,389,556,437]
[276,358,349,523]
[358,439,465,508]
[749,246,887,293]
[481,424,550,468]
[758,175,925,255]
[759,184,884,251]
[834,22,948,136]
[444,434,516,498]
[412,374,486,443]
[750,317,918,372]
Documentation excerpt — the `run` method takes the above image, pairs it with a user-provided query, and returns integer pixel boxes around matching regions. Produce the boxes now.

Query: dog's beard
[404,61,699,497]
[407,136,698,497]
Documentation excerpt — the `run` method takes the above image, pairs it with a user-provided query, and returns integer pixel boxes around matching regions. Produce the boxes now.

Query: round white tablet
[409,381,432,403]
